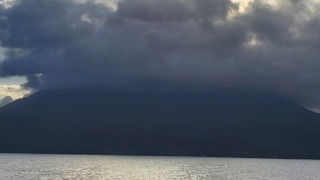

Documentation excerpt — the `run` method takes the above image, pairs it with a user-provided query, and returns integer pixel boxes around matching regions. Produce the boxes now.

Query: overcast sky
[1,0,320,109]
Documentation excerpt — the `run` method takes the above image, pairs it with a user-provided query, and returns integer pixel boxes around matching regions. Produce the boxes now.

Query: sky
[1,0,320,110]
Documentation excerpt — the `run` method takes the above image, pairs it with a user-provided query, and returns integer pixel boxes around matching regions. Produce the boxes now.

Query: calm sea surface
[0,154,320,180]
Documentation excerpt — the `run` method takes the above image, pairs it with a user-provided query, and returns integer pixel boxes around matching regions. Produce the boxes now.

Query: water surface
[0,154,319,180]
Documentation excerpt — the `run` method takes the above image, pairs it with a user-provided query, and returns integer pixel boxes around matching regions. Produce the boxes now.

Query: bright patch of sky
[231,0,280,13]
[0,84,30,100]
[0,76,30,100]
[75,0,118,10]
[0,76,27,85]
[229,0,280,19]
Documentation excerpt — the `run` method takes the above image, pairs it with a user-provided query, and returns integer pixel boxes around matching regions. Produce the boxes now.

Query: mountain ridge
[1,89,320,159]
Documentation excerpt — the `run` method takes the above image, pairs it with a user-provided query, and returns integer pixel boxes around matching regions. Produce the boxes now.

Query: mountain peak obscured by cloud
[0,95,12,107]
[1,0,320,108]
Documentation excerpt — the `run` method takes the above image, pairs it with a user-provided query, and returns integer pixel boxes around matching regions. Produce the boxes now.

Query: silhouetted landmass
[1,88,320,159]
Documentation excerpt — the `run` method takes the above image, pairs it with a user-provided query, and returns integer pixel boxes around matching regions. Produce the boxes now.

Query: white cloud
[231,0,253,13]
[0,85,30,100]
[0,0,17,9]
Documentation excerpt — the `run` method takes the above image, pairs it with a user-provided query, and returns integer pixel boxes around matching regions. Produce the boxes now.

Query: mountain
[1,88,320,159]
[0,96,13,107]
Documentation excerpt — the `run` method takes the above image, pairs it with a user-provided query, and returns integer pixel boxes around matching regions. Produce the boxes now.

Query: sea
[0,154,319,180]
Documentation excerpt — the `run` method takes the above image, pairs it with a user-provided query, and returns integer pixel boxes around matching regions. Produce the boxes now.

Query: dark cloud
[1,0,320,108]
[0,0,109,48]
[114,0,235,23]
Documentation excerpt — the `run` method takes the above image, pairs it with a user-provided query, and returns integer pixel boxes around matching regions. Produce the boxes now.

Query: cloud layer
[1,0,320,108]
[0,84,30,99]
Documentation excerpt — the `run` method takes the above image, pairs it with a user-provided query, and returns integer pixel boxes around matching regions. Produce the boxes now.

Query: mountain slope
[0,89,320,158]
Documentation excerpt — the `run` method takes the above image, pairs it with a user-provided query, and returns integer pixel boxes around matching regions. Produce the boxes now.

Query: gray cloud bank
[1,0,320,108]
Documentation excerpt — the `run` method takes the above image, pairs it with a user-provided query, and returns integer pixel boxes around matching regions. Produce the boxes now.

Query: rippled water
[0,154,320,180]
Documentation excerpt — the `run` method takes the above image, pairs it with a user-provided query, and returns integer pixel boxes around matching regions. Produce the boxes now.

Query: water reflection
[0,154,320,180]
